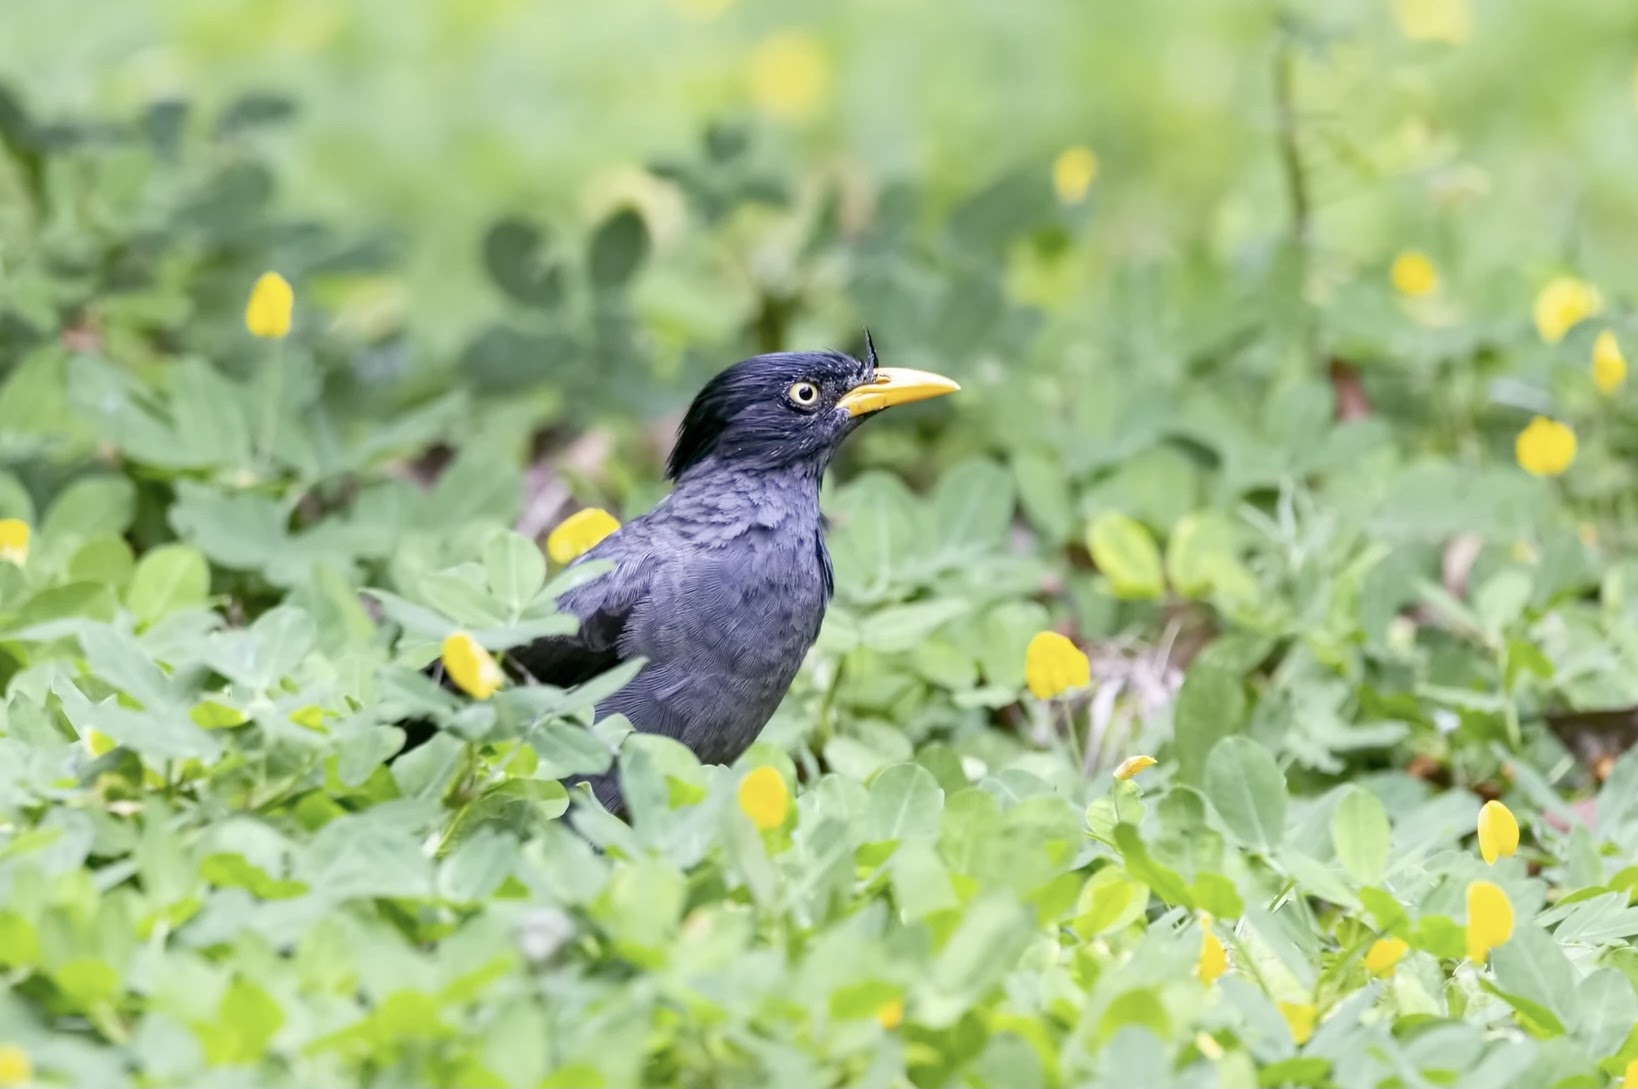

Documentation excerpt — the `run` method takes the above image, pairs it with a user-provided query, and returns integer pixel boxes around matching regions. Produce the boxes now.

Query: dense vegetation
[6,0,1638,1085]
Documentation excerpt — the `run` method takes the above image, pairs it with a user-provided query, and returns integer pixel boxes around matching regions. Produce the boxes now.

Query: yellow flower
[1624,1058,1638,1089]
[1053,146,1099,204]
[441,631,504,700]
[1197,917,1227,985]
[1476,800,1519,865]
[1024,631,1090,700]
[1593,330,1627,393]
[1465,879,1514,963]
[244,271,294,339]
[1391,0,1472,44]
[1278,1001,1316,1046]
[0,519,28,565]
[1514,417,1576,478]
[737,765,790,829]
[1113,754,1157,781]
[546,508,620,565]
[1533,276,1602,344]
[0,1044,30,1089]
[1389,251,1439,297]
[1363,937,1408,977]
[746,31,829,121]
[874,998,903,1029]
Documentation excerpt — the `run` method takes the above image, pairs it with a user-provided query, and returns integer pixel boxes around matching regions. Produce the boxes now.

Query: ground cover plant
[7,0,1638,1085]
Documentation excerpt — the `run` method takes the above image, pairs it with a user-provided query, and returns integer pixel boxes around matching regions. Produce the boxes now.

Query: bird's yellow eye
[787,381,820,408]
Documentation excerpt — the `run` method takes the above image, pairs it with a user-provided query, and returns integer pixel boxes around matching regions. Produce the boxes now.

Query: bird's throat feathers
[665,459,826,532]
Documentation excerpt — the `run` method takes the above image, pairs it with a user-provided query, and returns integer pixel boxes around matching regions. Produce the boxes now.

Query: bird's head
[665,337,960,480]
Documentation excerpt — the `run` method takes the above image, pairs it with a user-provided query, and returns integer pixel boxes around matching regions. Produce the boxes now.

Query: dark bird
[406,340,959,811]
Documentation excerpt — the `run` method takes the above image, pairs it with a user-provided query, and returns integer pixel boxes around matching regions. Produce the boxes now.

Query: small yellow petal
[1113,755,1157,781]
[1389,251,1439,297]
[1465,879,1514,963]
[85,729,117,757]
[1476,800,1520,865]
[546,508,621,566]
[746,31,829,121]
[0,1044,30,1089]
[1593,330,1627,394]
[1198,924,1227,985]
[1278,1001,1316,1046]
[245,271,294,339]
[1533,276,1602,344]
[1392,0,1472,43]
[1514,417,1577,478]
[1024,631,1091,700]
[1053,146,1099,204]
[0,519,28,566]
[441,631,504,700]
[1194,1032,1224,1061]
[1363,937,1408,977]
[1623,1058,1638,1089]
[874,998,904,1029]
[737,766,790,829]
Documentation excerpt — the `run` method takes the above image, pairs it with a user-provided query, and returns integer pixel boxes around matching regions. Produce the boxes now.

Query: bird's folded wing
[507,557,645,689]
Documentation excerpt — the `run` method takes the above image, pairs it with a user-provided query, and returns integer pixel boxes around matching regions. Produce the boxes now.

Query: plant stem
[257,340,285,470]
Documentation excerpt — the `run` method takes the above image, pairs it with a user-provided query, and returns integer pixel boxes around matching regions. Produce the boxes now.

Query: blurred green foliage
[8,0,1638,1086]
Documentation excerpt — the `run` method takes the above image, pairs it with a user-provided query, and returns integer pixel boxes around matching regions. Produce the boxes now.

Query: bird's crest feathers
[665,349,869,480]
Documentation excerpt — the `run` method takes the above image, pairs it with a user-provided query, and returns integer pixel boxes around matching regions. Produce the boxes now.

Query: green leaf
[587,207,650,288]
[1165,511,1253,600]
[126,543,211,623]
[0,469,36,525]
[1012,450,1075,542]
[1191,871,1244,919]
[922,896,1034,1027]
[67,535,135,587]
[867,763,944,844]
[858,599,968,653]
[51,957,119,1009]
[1071,866,1149,937]
[1099,989,1169,1044]
[1086,511,1165,600]
[438,829,517,902]
[931,458,1015,549]
[1491,924,1578,1032]
[42,474,135,546]
[484,530,547,615]
[1203,736,1287,853]
[1330,786,1389,886]
[889,841,959,920]
[293,810,434,901]
[200,854,308,899]
[482,217,564,308]
[207,978,286,1065]
[1575,969,1638,1055]
[1172,663,1246,788]
[0,912,40,968]
[1111,824,1194,908]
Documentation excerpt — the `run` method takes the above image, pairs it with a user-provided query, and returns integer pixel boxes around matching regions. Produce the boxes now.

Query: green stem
[257,339,286,470]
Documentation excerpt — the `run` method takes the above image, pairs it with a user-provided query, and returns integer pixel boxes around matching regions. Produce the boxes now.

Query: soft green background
[11,0,1638,352]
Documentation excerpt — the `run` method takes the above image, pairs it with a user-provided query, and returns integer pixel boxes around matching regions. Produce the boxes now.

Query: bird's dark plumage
[407,345,958,812]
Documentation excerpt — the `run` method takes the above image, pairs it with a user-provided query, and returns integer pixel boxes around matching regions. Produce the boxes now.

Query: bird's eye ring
[787,381,820,408]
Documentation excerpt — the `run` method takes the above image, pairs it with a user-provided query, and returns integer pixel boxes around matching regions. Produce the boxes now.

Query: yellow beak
[836,367,961,418]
